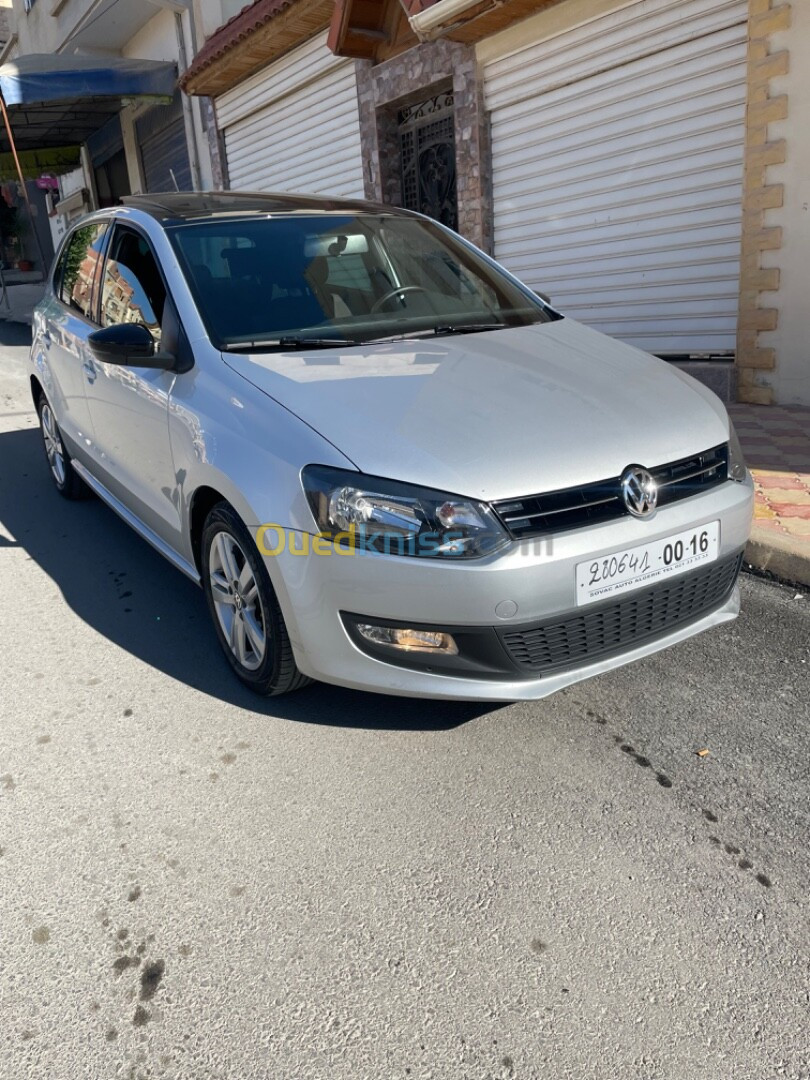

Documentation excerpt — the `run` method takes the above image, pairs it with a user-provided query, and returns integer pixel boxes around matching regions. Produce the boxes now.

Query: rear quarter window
[58,222,109,321]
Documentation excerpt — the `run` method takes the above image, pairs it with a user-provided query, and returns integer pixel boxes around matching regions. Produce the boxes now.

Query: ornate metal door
[398,92,458,231]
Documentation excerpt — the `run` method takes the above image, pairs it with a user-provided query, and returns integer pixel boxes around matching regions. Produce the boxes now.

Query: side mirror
[535,291,551,306]
[88,323,175,369]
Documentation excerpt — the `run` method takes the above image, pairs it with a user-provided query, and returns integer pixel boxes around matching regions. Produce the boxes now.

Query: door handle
[82,360,97,384]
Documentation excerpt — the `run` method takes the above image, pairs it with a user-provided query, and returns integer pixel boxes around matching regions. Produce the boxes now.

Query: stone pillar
[201,96,230,192]
[736,0,791,403]
[354,40,493,252]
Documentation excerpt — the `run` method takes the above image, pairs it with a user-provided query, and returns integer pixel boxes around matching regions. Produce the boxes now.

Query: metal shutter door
[484,0,748,356]
[137,95,192,194]
[217,33,364,198]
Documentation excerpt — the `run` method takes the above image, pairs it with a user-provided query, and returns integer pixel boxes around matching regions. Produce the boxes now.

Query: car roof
[120,190,411,225]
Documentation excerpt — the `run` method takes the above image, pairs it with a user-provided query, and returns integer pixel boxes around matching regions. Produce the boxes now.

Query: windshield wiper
[223,324,510,351]
[432,323,507,336]
[223,336,356,352]
[353,323,509,345]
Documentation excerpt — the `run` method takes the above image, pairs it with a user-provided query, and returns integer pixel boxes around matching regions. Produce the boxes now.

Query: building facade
[0,0,250,246]
[183,0,805,407]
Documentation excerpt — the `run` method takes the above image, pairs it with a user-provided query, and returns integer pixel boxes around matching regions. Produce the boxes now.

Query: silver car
[30,192,754,700]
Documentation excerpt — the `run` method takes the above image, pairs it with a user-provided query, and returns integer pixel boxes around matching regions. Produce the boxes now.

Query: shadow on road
[0,423,500,730]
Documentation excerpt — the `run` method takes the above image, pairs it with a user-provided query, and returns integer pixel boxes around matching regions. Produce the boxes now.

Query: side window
[59,222,108,320]
[100,227,167,345]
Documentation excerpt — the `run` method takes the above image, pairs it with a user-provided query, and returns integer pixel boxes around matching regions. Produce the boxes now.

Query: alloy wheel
[40,402,66,487]
[208,531,267,671]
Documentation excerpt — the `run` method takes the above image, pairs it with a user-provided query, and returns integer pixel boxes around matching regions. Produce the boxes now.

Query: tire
[201,502,311,697]
[37,394,91,500]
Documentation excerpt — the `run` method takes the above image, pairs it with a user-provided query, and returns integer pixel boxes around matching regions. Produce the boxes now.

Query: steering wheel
[371,285,429,313]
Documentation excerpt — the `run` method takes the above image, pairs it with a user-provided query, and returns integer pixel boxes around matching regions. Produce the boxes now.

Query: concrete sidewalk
[0,282,46,324]
[730,404,810,587]
[2,283,807,584]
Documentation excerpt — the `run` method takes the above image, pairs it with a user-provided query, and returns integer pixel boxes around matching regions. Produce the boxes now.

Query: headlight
[727,420,747,482]
[301,465,510,559]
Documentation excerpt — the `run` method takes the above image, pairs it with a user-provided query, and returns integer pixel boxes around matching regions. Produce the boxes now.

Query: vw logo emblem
[621,466,658,518]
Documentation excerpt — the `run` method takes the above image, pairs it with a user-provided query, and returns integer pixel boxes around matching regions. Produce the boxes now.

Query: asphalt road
[1,321,808,1080]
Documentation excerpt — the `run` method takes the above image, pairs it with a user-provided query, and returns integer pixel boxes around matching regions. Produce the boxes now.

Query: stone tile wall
[354,39,493,252]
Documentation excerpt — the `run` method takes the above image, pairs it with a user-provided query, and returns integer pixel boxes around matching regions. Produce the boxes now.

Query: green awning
[0,144,81,181]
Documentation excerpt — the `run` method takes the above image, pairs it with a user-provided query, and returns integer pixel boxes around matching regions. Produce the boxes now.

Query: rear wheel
[37,396,90,500]
[201,502,311,696]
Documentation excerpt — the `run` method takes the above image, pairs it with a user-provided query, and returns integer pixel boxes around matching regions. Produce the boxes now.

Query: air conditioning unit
[54,188,90,221]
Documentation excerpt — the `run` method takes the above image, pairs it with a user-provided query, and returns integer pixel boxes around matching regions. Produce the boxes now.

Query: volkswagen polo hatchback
[30,192,754,699]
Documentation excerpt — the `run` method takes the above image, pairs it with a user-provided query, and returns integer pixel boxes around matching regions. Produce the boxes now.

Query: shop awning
[0,53,177,167]
[0,145,82,182]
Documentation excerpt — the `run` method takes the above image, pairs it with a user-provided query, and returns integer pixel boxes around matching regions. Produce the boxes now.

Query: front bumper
[264,473,754,700]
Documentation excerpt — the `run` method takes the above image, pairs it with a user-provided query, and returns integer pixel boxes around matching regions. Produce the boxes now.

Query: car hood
[222,318,729,502]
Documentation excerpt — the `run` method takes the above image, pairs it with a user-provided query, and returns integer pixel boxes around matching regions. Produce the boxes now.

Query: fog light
[356,624,458,654]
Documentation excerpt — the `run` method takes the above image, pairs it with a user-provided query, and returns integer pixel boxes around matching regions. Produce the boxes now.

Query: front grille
[499,553,742,674]
[492,444,729,540]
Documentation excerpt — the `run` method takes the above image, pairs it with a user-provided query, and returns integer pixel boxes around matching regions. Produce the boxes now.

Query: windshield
[168,213,556,349]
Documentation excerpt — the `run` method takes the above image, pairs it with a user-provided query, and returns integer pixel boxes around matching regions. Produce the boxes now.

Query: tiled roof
[181,0,450,91]
[400,0,441,13]
[181,0,296,88]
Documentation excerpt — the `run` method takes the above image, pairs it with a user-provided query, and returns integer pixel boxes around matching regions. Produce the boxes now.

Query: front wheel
[201,502,311,696]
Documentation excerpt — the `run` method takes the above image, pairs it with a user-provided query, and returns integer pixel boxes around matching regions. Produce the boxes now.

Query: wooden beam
[184,0,333,96]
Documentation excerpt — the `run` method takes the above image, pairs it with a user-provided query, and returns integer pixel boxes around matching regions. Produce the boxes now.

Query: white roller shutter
[217,32,364,198]
[483,0,748,356]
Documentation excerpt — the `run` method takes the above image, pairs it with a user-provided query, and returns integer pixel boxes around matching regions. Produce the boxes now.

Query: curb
[745,531,810,589]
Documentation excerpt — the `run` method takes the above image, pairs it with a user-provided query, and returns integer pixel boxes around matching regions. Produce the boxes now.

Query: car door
[42,220,110,454]
[83,221,182,550]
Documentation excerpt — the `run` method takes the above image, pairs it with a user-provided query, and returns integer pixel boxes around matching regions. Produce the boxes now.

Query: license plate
[575,521,720,606]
